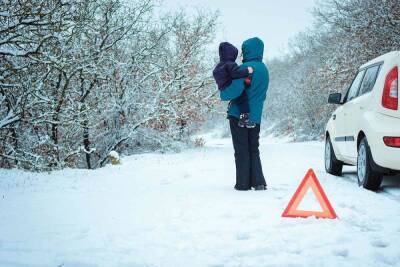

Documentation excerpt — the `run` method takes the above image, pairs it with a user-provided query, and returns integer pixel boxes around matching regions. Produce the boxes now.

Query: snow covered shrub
[264,0,400,140]
[0,0,219,170]
[194,138,206,148]
[108,151,121,165]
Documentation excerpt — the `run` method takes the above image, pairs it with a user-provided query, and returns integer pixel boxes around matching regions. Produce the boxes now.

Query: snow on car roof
[360,51,400,69]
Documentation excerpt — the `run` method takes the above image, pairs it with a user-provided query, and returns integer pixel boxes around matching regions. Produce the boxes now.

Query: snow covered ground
[1,136,400,267]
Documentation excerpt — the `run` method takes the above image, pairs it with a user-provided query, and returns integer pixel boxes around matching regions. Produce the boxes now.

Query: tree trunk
[83,119,91,169]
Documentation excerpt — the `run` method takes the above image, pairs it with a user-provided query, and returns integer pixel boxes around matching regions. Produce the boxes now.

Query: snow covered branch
[0,0,219,171]
[264,0,400,141]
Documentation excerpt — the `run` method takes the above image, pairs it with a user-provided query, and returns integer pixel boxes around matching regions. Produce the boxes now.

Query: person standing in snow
[219,37,269,191]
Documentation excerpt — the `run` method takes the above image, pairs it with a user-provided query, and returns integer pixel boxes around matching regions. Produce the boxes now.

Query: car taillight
[383,137,400,148]
[382,66,398,110]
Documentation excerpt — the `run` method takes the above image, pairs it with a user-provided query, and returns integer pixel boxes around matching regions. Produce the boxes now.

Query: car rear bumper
[367,112,400,171]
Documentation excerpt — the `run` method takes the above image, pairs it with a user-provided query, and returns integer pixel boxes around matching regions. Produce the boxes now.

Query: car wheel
[325,136,343,176]
[357,137,383,191]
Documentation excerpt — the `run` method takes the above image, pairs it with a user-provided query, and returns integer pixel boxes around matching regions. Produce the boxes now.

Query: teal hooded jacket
[219,37,269,124]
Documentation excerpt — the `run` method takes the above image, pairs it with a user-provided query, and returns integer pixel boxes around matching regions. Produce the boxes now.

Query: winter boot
[254,185,267,191]
[245,120,256,129]
[238,113,250,128]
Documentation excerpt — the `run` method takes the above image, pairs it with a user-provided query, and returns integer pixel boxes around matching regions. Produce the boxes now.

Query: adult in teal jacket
[220,37,269,191]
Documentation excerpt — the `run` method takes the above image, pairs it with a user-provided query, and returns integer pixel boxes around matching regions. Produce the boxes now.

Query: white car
[325,51,400,191]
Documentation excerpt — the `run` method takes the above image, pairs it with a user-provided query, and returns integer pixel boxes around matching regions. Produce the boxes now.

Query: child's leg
[234,91,250,114]
[234,91,251,128]
[235,91,255,128]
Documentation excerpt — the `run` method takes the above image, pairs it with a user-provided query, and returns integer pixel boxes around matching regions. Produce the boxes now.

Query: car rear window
[359,64,381,95]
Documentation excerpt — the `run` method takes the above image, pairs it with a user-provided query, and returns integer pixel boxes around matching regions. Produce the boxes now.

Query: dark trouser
[229,117,266,190]
[234,91,250,114]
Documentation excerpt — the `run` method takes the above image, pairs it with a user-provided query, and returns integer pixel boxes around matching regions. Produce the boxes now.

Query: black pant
[229,117,266,190]
[234,90,250,114]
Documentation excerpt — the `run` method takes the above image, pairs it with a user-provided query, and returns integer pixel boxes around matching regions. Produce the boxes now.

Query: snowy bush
[108,151,120,165]
[194,137,206,148]
[0,0,219,170]
[264,0,400,141]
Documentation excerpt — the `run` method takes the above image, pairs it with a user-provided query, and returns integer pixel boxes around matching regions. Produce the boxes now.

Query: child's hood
[219,42,238,62]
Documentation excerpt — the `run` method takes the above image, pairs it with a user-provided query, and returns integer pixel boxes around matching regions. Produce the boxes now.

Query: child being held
[212,42,255,128]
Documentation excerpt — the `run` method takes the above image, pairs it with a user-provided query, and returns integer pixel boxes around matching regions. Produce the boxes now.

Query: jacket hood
[242,37,264,62]
[219,42,238,62]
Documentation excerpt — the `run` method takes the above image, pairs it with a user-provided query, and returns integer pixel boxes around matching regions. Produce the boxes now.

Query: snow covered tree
[0,0,218,170]
[265,0,400,140]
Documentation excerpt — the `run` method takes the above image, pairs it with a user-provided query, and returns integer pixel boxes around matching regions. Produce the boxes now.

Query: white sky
[161,0,317,60]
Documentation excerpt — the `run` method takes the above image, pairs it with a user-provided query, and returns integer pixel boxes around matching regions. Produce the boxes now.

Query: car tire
[325,136,343,176]
[357,137,383,191]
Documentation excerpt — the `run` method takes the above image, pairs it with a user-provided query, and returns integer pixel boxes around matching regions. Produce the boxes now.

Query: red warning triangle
[282,169,337,219]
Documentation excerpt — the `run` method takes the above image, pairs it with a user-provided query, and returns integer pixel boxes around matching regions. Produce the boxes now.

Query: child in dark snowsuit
[213,42,255,128]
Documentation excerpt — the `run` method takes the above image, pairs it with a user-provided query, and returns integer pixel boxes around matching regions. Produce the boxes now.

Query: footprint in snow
[287,248,301,255]
[371,239,389,248]
[333,248,349,257]
[338,202,364,213]
[272,187,288,192]
[236,232,250,240]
